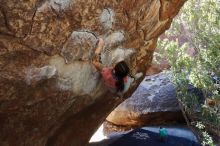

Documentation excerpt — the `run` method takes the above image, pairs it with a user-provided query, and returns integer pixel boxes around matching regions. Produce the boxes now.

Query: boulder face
[106,72,185,126]
[0,0,185,146]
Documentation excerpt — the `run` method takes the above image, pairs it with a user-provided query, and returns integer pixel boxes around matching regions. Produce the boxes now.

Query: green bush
[157,0,220,144]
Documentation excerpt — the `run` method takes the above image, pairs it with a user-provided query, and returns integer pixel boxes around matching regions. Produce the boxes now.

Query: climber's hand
[92,60,103,71]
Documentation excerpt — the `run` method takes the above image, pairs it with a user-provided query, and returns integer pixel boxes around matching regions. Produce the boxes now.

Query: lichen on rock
[61,30,98,63]
[25,65,57,85]
[100,8,115,30]
[49,55,103,95]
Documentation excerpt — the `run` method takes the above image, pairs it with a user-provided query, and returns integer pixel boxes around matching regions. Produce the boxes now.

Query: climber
[92,38,134,95]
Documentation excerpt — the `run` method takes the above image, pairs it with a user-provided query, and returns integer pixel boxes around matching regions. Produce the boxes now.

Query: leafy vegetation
[156,0,220,144]
[196,122,215,146]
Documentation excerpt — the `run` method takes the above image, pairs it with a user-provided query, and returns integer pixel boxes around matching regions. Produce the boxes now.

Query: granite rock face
[0,0,185,146]
[106,72,184,126]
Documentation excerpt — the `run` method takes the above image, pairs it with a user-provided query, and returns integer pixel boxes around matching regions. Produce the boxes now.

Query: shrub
[156,0,220,143]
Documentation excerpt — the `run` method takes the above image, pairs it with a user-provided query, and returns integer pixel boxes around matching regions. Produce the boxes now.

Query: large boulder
[106,72,184,126]
[0,0,186,146]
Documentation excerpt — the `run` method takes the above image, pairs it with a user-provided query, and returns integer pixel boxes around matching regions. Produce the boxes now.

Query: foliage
[156,0,220,143]
[196,122,215,146]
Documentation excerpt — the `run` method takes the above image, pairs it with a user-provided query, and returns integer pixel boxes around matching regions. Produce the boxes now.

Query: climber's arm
[95,38,104,55]
[92,38,104,71]
[92,60,104,71]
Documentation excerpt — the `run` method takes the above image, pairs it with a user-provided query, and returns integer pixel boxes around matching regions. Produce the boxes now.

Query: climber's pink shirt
[101,68,128,90]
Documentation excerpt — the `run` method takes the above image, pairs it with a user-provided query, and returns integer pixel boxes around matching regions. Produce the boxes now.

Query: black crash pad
[108,128,201,146]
